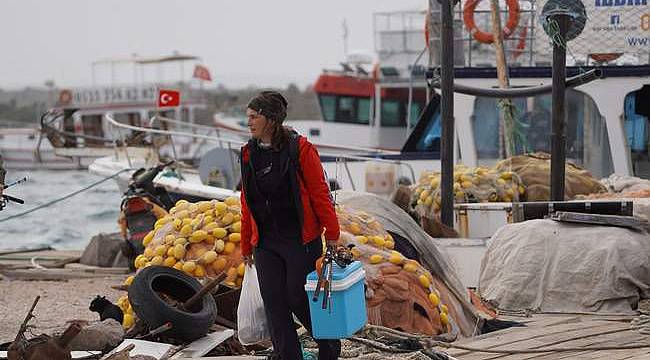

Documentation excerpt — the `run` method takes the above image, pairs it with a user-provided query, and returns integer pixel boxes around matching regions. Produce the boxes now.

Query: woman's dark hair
[247,91,290,149]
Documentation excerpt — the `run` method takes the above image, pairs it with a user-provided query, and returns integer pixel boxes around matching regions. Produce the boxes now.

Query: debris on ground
[64,319,124,352]
[101,340,177,360]
[7,296,82,360]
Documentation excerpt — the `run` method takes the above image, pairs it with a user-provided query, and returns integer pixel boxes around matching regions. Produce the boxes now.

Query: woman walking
[239,91,341,360]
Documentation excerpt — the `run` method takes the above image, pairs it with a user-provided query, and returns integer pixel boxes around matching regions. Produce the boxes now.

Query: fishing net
[118,197,246,329]
[494,152,606,200]
[409,164,526,216]
[337,206,455,335]
[336,191,481,337]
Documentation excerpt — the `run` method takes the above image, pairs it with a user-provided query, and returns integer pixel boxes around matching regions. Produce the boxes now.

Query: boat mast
[342,19,349,59]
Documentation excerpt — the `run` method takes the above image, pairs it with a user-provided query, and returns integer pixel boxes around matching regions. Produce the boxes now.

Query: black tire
[128,266,217,342]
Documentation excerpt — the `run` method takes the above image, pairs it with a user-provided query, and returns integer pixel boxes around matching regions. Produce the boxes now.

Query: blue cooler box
[304,261,367,339]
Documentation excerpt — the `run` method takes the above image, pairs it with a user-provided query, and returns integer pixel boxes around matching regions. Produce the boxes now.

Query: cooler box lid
[306,261,365,291]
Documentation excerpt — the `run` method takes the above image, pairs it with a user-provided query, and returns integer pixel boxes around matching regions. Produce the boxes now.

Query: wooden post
[490,0,516,157]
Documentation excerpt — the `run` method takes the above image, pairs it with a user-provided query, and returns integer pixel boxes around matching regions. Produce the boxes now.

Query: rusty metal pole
[439,0,455,227]
[550,14,570,201]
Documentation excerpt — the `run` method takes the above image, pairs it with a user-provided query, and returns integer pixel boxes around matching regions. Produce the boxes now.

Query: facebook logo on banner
[596,0,647,6]
[611,14,621,25]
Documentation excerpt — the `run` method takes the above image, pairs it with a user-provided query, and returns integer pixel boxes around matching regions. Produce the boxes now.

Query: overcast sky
[1,0,425,90]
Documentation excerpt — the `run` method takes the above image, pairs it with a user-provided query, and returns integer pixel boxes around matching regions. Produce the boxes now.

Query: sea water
[0,169,122,250]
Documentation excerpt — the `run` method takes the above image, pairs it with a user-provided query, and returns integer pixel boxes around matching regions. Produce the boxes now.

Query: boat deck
[447,313,650,359]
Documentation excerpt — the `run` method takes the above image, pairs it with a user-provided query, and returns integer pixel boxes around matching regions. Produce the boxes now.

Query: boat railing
[106,114,418,190]
[212,117,402,156]
[150,115,243,158]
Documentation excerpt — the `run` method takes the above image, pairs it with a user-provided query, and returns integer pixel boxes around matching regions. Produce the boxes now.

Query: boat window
[81,114,105,146]
[318,95,370,124]
[625,85,650,178]
[358,98,371,123]
[114,112,141,127]
[319,95,337,122]
[381,100,401,127]
[181,108,189,123]
[401,95,442,153]
[339,97,356,120]
[414,108,441,151]
[471,90,613,178]
[409,102,422,128]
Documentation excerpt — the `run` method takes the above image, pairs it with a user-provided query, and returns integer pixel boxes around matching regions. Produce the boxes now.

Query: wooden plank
[64,263,130,274]
[0,268,125,281]
[487,325,643,359]
[621,352,650,360]
[446,317,601,357]
[482,321,629,360]
[550,211,647,231]
[582,333,650,359]
[0,250,82,260]
[0,246,54,256]
[518,329,646,359]
[450,314,582,347]
[449,320,628,359]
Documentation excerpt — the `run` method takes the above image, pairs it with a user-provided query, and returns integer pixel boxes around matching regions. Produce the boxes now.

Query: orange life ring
[513,25,527,60]
[589,53,623,63]
[425,18,430,48]
[463,0,520,44]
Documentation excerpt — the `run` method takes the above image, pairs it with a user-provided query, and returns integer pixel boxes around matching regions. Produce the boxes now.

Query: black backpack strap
[288,132,305,184]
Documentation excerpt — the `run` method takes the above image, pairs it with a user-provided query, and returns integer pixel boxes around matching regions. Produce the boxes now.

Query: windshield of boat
[471,89,614,178]
[625,84,650,178]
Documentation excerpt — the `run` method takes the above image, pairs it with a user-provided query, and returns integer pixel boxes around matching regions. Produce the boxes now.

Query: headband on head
[247,91,288,123]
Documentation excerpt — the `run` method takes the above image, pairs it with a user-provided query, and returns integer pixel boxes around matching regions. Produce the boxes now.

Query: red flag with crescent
[157,89,180,107]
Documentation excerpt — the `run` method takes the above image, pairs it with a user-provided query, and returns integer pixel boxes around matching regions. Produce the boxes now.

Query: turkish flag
[192,64,212,82]
[157,89,180,107]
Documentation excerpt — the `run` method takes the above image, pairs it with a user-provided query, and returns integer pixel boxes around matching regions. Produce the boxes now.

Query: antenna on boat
[342,18,349,58]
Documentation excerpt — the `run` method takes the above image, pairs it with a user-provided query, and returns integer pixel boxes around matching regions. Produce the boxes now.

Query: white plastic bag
[236,264,270,345]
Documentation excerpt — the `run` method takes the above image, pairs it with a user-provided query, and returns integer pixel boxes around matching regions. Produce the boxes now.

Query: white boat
[0,127,92,170]
[213,5,649,182]
[36,53,214,170]
[89,2,650,246]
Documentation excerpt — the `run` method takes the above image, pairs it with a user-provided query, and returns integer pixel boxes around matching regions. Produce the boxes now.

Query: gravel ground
[0,276,125,342]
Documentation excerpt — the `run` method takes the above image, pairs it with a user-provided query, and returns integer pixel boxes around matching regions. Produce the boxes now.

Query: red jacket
[239,136,340,256]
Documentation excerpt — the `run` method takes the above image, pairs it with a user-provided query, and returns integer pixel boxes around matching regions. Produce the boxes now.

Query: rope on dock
[0,168,133,223]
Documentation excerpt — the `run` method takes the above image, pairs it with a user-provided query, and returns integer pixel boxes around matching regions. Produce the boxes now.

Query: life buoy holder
[463,0,521,44]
